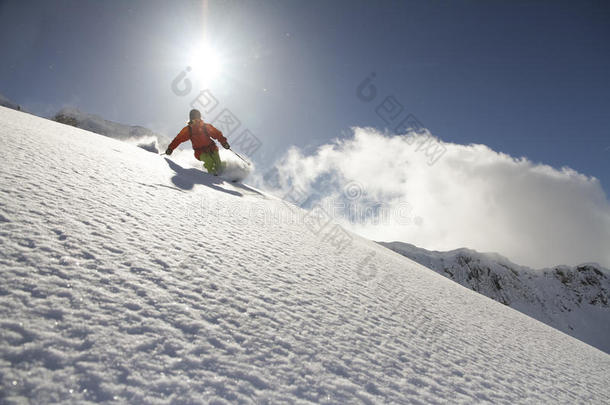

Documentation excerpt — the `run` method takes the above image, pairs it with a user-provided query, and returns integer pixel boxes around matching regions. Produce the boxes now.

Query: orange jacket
[168,120,227,159]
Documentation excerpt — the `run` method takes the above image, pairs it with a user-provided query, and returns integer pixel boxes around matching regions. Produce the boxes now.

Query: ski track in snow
[0,107,609,404]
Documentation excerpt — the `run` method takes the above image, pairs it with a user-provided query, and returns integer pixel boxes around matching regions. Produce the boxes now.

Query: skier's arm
[166,127,190,153]
[208,124,230,149]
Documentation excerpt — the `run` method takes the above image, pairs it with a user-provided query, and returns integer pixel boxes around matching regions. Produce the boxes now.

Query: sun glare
[188,44,223,83]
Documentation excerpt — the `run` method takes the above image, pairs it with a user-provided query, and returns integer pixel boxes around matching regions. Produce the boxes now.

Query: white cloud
[257,127,610,268]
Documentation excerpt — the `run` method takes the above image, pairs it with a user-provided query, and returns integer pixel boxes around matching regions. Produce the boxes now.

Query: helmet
[189,109,202,121]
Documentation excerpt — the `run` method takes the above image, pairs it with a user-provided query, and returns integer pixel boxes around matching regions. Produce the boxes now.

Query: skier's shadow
[164,158,242,197]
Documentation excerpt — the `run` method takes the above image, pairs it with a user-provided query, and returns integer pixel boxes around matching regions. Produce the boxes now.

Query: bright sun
[188,44,223,83]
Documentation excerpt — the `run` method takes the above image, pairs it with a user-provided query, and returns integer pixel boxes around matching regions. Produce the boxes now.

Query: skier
[165,109,230,175]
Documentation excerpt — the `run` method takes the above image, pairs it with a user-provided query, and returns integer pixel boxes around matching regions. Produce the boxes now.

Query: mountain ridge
[380,241,610,353]
[0,93,21,111]
[53,107,166,153]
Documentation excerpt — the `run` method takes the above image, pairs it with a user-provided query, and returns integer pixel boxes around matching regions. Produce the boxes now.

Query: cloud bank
[258,128,610,268]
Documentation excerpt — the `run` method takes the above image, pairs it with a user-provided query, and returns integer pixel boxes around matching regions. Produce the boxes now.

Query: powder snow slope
[0,106,609,404]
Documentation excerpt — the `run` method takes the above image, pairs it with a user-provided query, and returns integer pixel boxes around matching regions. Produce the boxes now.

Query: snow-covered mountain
[1,106,609,403]
[380,241,610,354]
[0,93,21,111]
[54,107,165,153]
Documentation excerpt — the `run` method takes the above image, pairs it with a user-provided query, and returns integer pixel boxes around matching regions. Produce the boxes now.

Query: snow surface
[380,242,610,354]
[1,106,609,403]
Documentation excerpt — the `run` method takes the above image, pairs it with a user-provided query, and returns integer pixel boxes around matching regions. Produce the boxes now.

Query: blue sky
[1,0,609,191]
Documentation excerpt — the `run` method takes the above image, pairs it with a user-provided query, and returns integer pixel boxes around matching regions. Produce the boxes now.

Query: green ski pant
[198,150,224,175]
